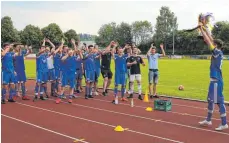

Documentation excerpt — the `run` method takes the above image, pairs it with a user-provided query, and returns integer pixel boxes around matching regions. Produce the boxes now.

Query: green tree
[1,16,20,45]
[20,24,43,49]
[132,20,152,45]
[116,22,132,46]
[41,23,64,45]
[97,22,117,46]
[154,6,178,49]
[64,29,79,47]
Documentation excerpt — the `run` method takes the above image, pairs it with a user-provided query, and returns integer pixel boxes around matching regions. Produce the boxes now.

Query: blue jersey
[14,50,27,72]
[76,56,83,70]
[64,56,77,74]
[94,53,101,70]
[83,53,95,71]
[2,52,15,73]
[210,48,223,81]
[114,54,128,73]
[60,53,67,72]
[37,53,48,73]
[54,53,61,70]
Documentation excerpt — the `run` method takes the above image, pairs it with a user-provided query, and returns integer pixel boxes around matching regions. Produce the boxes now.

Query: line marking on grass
[1,114,89,143]
[14,102,184,143]
[20,97,229,136]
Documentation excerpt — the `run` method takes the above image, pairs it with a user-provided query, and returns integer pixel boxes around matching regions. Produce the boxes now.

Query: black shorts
[101,69,113,79]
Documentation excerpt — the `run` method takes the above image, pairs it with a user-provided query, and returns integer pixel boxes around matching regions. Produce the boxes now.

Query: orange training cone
[143,89,149,102]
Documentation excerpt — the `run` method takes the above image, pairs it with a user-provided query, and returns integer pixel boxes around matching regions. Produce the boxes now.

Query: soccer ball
[178,85,184,91]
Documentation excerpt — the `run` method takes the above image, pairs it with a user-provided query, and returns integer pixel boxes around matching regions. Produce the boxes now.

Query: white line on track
[1,114,89,143]
[85,98,229,123]
[20,97,229,136]
[15,102,183,143]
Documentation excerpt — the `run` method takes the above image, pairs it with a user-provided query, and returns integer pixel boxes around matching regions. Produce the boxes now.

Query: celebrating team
[1,38,165,105]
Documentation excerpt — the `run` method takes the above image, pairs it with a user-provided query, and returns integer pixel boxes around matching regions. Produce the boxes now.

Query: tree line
[1,6,229,54]
[1,17,96,49]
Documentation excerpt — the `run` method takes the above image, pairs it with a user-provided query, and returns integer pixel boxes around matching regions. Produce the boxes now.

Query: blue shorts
[2,71,16,84]
[207,80,224,104]
[85,70,95,82]
[76,69,83,80]
[15,70,27,83]
[55,69,60,80]
[115,72,126,86]
[36,71,48,83]
[48,69,55,81]
[61,72,76,88]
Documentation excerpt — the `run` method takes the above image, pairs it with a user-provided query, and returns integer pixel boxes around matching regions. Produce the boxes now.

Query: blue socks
[114,86,118,96]
[9,88,16,99]
[121,86,125,98]
[35,83,39,96]
[2,88,6,100]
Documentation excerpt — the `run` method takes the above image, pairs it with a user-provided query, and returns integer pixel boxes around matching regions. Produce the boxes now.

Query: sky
[1,0,229,35]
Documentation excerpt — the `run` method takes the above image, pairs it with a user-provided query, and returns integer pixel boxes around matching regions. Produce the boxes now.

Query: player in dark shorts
[101,41,115,96]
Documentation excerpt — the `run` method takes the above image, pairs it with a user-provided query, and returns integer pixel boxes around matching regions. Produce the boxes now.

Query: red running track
[1,80,229,143]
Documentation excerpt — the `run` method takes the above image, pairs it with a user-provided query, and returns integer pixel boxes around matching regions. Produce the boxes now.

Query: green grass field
[25,59,229,101]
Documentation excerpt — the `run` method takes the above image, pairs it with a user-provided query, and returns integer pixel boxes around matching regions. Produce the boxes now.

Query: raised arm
[199,25,215,50]
[46,38,55,49]
[42,38,46,47]
[1,47,10,56]
[102,41,114,55]
[24,45,33,56]
[159,43,166,57]
[147,45,153,57]
[71,39,78,53]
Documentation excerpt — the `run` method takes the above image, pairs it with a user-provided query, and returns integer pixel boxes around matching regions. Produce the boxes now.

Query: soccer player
[56,39,82,104]
[112,44,129,104]
[147,43,165,98]
[13,44,32,100]
[93,45,101,96]
[124,44,132,94]
[127,47,145,100]
[1,43,17,104]
[45,39,62,97]
[84,45,96,99]
[101,41,114,96]
[198,24,228,131]
[75,45,84,93]
[34,39,48,101]
[53,41,64,97]
[59,43,69,99]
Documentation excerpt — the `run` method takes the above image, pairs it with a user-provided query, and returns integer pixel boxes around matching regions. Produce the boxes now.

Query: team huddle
[1,17,228,131]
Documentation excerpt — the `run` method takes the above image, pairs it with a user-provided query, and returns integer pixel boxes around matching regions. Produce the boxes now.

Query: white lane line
[86,98,228,123]
[1,114,89,143]
[23,97,229,136]
[15,102,183,143]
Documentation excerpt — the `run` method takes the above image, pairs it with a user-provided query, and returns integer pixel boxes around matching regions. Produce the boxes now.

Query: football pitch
[25,59,229,101]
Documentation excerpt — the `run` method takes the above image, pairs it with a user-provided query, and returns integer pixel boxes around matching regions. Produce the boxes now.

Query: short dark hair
[214,39,223,49]
[88,45,94,49]
[13,43,21,47]
[3,43,10,48]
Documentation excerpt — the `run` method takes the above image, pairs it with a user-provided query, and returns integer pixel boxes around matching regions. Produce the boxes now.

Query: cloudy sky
[1,1,229,35]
